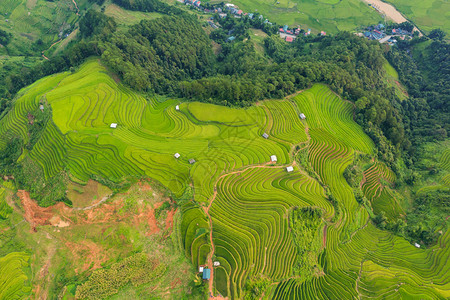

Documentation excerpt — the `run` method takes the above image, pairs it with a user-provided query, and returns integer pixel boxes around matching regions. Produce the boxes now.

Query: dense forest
[388,41,449,146]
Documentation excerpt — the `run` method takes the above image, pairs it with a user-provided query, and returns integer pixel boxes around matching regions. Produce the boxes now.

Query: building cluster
[184,0,201,8]
[183,1,273,25]
[224,3,243,16]
[279,25,325,42]
[359,23,412,45]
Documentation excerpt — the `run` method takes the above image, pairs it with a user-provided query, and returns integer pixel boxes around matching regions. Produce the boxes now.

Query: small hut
[174,153,181,159]
[299,113,306,120]
[110,123,117,128]
[175,105,180,111]
[189,159,196,164]
[286,166,294,172]
[270,155,277,162]
[202,268,211,280]
[262,133,269,139]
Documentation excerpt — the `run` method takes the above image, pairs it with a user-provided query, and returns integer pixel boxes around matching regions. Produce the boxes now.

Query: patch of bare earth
[65,240,108,273]
[34,245,56,300]
[18,190,68,229]
[165,208,176,232]
[17,182,178,298]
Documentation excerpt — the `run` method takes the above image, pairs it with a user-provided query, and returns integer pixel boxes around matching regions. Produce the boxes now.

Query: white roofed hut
[262,132,269,139]
[299,113,306,120]
[213,261,220,266]
[174,153,181,159]
[110,123,117,128]
[286,166,294,172]
[189,159,196,164]
[199,266,204,272]
[414,243,421,248]
[270,155,277,162]
[175,105,180,111]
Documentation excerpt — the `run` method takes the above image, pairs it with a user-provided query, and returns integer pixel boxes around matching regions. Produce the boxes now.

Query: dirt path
[360,0,422,35]
[41,0,80,60]
[72,0,80,16]
[72,194,113,211]
[34,245,56,300]
[41,39,63,60]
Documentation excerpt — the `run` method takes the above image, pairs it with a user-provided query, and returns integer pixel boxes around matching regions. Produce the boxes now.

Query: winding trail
[72,0,80,16]
[72,194,113,211]
[41,40,62,60]
[41,0,80,60]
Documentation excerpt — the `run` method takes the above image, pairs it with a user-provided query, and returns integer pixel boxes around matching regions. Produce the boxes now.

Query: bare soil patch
[26,0,37,9]
[65,240,108,273]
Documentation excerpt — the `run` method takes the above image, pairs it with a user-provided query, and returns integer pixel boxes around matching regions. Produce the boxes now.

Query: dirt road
[361,0,422,35]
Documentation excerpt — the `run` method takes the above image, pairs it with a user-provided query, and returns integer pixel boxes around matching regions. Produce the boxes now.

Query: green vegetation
[0,188,13,220]
[385,0,450,34]
[289,207,324,279]
[214,0,382,33]
[0,252,31,299]
[75,253,166,299]
[0,2,448,299]
[104,3,163,28]
[0,59,448,299]
[0,0,91,55]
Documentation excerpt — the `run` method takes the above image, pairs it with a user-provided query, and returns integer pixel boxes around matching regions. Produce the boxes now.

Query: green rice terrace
[212,0,382,33]
[0,59,449,299]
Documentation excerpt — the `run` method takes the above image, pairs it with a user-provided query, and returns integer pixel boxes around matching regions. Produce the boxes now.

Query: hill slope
[0,60,448,299]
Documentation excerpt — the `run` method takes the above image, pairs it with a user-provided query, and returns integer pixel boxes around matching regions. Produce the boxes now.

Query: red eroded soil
[165,208,176,231]
[138,181,153,191]
[133,202,163,236]
[395,80,409,97]
[83,200,125,224]
[65,240,108,273]
[170,278,182,289]
[147,208,160,235]
[18,190,68,228]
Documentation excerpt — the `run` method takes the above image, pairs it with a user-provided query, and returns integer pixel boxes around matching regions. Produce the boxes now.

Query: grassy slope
[210,0,382,33]
[0,0,92,55]
[0,60,448,299]
[0,180,196,299]
[385,0,450,34]
[383,59,408,100]
[415,140,450,195]
[104,2,164,30]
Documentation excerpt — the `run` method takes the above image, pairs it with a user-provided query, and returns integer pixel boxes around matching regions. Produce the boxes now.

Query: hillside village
[183,0,416,47]
[183,0,329,43]
[357,23,414,45]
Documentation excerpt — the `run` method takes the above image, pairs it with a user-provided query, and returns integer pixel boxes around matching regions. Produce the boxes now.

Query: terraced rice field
[219,0,382,33]
[0,0,90,54]
[362,162,404,220]
[385,0,450,34]
[0,188,13,220]
[0,252,31,299]
[1,60,448,299]
[417,147,450,195]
